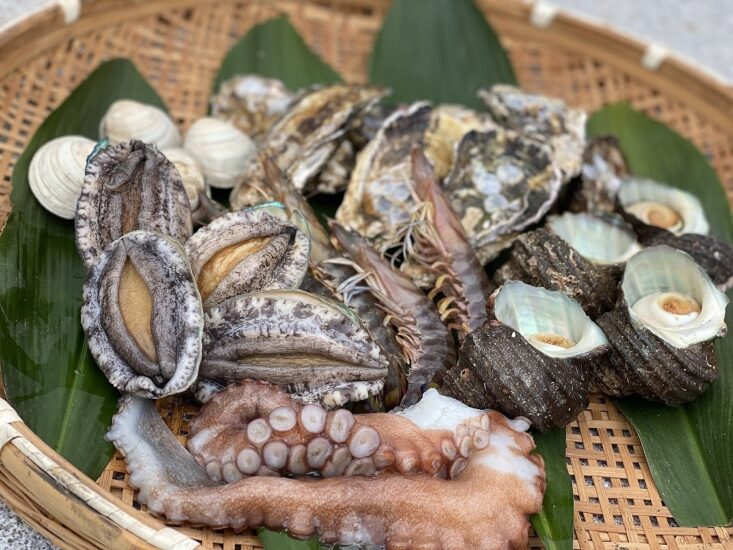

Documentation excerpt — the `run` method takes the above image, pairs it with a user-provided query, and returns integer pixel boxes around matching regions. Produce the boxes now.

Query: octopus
[107,381,546,549]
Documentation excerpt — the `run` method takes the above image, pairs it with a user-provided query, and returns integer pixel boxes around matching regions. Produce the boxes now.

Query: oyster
[81,230,203,398]
[443,281,607,430]
[210,74,293,142]
[75,140,192,268]
[201,289,388,408]
[99,100,182,149]
[618,178,709,235]
[479,84,586,181]
[336,103,496,249]
[570,135,629,214]
[184,117,256,189]
[29,135,95,219]
[443,128,562,263]
[617,178,732,289]
[594,246,728,404]
[185,203,310,309]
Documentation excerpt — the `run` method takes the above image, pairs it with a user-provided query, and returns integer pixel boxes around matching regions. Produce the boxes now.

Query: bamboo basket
[0,1,731,549]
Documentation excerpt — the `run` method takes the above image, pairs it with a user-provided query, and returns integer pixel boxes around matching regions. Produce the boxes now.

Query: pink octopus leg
[187,380,491,481]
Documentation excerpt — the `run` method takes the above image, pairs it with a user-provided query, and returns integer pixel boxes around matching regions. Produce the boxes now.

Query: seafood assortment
[25,71,732,548]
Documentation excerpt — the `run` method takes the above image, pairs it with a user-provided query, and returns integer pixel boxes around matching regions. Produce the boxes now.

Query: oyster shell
[184,117,256,189]
[99,100,182,149]
[570,135,629,214]
[201,289,388,408]
[29,135,95,219]
[336,102,495,249]
[81,230,203,398]
[443,128,562,263]
[594,246,728,404]
[618,178,709,235]
[443,281,607,430]
[479,84,586,181]
[75,140,192,268]
[185,203,310,309]
[210,74,293,142]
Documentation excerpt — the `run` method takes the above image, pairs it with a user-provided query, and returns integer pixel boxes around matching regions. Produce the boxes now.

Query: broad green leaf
[369,0,516,109]
[531,429,573,550]
[588,102,733,526]
[213,16,341,94]
[256,529,319,550]
[0,59,168,479]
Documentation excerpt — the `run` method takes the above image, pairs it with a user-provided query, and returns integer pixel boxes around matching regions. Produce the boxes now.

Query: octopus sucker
[107,385,545,549]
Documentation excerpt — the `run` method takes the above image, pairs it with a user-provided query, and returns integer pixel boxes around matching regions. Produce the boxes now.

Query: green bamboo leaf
[588,102,733,526]
[256,529,319,550]
[0,59,169,479]
[531,429,573,550]
[213,16,342,94]
[369,0,516,109]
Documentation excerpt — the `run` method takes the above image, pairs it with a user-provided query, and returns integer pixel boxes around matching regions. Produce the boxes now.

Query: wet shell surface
[81,230,203,398]
[495,227,621,318]
[618,178,709,236]
[594,246,728,404]
[99,99,182,149]
[28,135,95,219]
[161,147,207,211]
[443,128,562,264]
[184,117,256,189]
[75,140,192,268]
[210,74,293,141]
[479,84,586,181]
[571,135,629,214]
[184,203,310,309]
[443,281,608,431]
[201,289,388,408]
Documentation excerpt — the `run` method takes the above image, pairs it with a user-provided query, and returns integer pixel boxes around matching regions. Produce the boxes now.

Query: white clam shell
[623,245,728,347]
[547,212,642,265]
[618,178,709,235]
[162,147,207,210]
[184,117,256,189]
[99,99,182,148]
[29,135,96,219]
[493,281,608,358]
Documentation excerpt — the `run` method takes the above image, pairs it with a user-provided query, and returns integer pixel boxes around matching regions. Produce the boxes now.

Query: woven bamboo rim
[0,1,731,549]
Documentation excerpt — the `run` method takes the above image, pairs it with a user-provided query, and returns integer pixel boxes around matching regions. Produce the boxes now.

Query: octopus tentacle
[187,380,487,480]
[107,388,545,549]
[329,222,456,406]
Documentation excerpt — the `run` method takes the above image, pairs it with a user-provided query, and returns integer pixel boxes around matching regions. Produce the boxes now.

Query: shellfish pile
[28,74,732,549]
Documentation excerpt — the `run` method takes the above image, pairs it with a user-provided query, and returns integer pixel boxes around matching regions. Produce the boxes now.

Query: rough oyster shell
[443,281,607,430]
[184,117,256,189]
[75,140,192,268]
[479,84,586,181]
[570,135,629,214]
[185,203,310,309]
[336,102,496,249]
[210,74,293,142]
[99,100,182,149]
[81,230,203,398]
[201,289,388,408]
[29,135,95,219]
[443,128,562,263]
[594,246,728,404]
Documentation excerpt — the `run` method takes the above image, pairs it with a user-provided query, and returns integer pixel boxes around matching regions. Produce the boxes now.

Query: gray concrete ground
[0,0,731,548]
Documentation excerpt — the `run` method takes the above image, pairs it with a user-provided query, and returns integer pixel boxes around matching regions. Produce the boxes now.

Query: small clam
[184,117,256,189]
[202,289,388,407]
[184,203,310,309]
[496,213,640,318]
[594,246,728,404]
[99,100,182,149]
[75,140,192,268]
[81,230,203,398]
[618,178,709,235]
[29,135,95,219]
[210,74,293,142]
[442,281,608,430]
